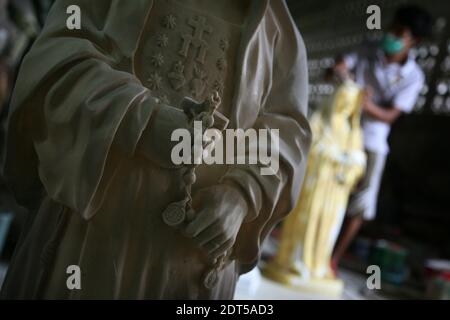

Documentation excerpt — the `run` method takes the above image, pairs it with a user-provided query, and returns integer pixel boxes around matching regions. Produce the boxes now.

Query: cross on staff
[179,16,213,64]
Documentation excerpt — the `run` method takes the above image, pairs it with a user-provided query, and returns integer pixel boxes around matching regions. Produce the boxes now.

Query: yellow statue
[262,80,366,296]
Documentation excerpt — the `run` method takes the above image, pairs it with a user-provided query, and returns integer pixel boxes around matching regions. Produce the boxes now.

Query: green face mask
[381,33,405,55]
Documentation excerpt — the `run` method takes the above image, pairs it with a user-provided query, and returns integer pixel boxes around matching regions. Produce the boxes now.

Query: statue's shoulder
[265,0,305,63]
[267,0,302,42]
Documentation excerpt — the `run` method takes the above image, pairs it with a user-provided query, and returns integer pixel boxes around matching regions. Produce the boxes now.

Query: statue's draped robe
[1,0,310,299]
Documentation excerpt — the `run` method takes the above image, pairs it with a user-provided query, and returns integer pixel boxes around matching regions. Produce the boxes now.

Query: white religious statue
[262,80,366,297]
[1,0,311,299]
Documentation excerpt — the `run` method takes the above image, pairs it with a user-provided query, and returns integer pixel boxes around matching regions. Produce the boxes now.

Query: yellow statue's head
[333,80,363,118]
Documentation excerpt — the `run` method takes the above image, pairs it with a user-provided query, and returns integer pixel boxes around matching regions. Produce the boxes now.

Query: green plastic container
[369,240,408,285]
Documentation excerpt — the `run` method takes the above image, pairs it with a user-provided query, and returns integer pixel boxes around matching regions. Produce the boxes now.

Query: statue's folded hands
[138,104,192,169]
[183,184,249,261]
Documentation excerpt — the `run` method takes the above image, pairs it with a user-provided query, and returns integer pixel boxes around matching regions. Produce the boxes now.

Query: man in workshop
[331,5,433,271]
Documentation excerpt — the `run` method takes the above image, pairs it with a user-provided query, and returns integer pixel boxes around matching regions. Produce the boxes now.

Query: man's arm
[362,100,403,124]
[362,67,425,124]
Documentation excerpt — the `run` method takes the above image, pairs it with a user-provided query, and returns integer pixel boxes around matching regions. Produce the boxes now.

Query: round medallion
[203,268,218,290]
[162,201,186,227]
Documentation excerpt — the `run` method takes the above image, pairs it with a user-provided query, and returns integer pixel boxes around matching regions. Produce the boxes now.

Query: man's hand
[183,184,248,261]
[361,86,402,124]
[139,104,192,169]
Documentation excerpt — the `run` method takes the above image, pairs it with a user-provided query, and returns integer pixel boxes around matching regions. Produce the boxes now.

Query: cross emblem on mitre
[179,16,213,64]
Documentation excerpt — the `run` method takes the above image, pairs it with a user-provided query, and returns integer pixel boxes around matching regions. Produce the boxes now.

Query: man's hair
[393,5,433,39]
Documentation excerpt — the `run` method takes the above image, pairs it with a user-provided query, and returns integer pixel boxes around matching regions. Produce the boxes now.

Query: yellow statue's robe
[1,0,311,299]
[264,80,366,290]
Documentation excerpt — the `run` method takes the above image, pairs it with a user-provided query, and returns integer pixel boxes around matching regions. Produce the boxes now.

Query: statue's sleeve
[3,0,157,219]
[221,2,312,271]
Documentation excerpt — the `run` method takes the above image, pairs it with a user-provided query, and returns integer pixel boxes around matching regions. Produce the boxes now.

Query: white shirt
[344,49,425,155]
